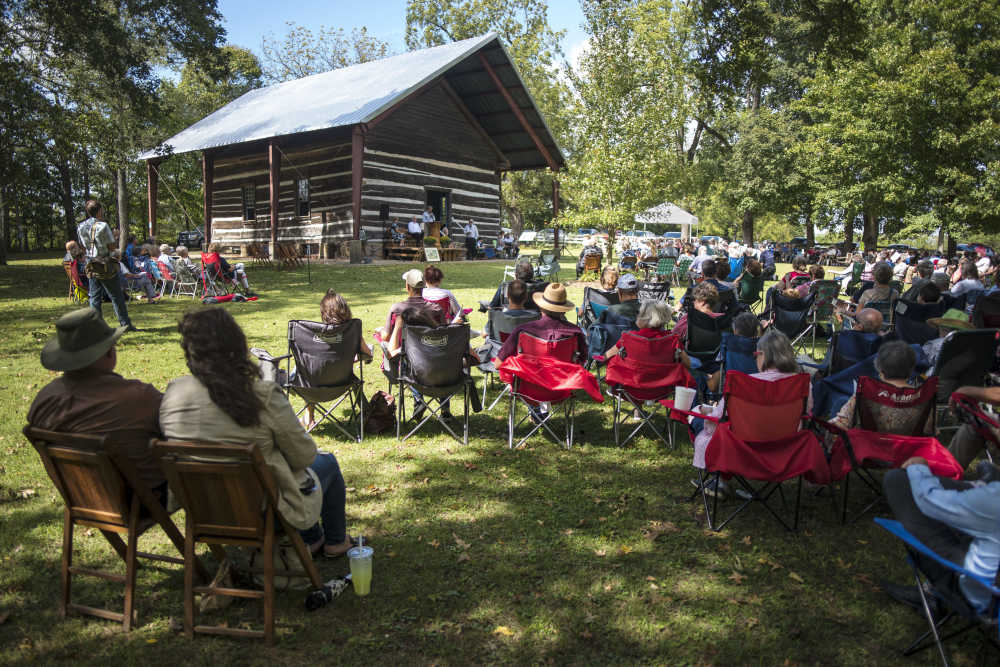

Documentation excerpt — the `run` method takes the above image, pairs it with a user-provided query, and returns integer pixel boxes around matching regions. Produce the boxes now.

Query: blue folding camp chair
[875,517,1000,666]
[576,286,619,330]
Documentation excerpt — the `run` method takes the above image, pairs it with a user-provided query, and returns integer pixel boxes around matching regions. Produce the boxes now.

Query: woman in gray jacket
[160,307,355,558]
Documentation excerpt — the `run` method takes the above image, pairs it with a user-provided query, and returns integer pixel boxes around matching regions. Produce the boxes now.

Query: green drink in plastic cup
[348,544,373,596]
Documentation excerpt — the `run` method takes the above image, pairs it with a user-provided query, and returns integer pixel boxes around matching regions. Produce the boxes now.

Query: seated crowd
[32,237,1000,633]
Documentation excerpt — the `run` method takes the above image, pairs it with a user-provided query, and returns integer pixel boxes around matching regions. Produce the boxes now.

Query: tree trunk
[804,208,814,246]
[844,210,854,249]
[115,168,128,246]
[58,160,75,242]
[861,208,878,252]
[936,226,946,253]
[0,188,7,266]
[741,210,754,245]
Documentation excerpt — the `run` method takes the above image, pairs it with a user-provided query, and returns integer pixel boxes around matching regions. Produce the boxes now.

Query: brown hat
[41,308,126,371]
[532,282,574,313]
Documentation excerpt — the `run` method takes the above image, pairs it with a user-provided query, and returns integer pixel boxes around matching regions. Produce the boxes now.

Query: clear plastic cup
[348,545,373,596]
[674,386,697,412]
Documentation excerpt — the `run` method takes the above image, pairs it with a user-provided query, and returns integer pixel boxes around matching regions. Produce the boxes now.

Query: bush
[439,235,450,245]
[423,237,438,247]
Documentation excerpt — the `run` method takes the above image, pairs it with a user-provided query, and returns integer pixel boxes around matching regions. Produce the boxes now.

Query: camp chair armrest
[875,518,1000,595]
[268,354,293,362]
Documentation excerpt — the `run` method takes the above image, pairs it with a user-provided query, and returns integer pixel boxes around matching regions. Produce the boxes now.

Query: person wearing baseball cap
[378,268,445,340]
[27,308,167,493]
[496,283,587,361]
[607,273,641,322]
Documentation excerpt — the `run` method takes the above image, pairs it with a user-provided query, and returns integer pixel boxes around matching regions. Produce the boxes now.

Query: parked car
[535,228,566,246]
[886,243,913,252]
[176,227,204,249]
[662,231,682,239]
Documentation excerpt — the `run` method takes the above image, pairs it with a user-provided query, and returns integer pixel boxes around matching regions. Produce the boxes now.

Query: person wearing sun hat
[922,308,975,375]
[27,308,167,493]
[496,282,587,362]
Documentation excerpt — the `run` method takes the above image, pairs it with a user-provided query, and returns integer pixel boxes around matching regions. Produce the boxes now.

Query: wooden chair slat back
[24,427,130,526]
[154,440,277,541]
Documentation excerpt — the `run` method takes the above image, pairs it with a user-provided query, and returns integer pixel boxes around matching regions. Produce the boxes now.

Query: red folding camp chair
[818,376,962,523]
[156,261,176,298]
[951,391,1000,463]
[605,332,693,448]
[423,296,453,322]
[200,252,239,296]
[64,260,87,304]
[501,333,595,450]
[696,371,830,531]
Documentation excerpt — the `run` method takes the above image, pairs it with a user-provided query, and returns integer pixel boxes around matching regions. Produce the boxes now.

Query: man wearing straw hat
[496,283,587,362]
[922,308,974,375]
[27,308,166,496]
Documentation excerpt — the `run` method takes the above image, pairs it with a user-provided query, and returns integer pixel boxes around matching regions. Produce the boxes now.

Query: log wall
[206,80,503,255]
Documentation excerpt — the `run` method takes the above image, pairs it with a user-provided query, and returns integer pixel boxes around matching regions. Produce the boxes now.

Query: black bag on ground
[364,390,396,434]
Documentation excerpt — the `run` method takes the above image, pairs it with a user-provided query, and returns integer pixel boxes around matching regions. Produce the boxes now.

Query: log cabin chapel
[139,33,565,260]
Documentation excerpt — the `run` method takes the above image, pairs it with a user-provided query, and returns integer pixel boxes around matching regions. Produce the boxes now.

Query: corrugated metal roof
[140,33,564,171]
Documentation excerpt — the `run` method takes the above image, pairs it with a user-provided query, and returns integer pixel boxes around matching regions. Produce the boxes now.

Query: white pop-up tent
[635,202,699,239]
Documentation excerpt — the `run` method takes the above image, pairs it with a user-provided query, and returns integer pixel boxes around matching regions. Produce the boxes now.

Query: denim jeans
[299,452,347,547]
[88,271,131,327]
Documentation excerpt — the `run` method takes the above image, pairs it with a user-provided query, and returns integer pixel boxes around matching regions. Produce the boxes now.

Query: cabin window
[242,185,256,221]
[297,178,310,217]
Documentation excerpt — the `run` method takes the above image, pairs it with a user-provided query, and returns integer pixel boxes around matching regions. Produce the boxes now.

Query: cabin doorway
[425,189,450,227]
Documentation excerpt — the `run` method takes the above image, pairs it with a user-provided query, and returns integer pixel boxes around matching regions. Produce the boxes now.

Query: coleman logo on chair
[420,335,449,347]
[314,333,343,345]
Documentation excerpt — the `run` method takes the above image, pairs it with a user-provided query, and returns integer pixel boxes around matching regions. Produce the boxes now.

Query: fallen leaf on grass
[645,576,657,581]
[145,639,157,644]
[464,463,478,471]
[562,529,574,536]
[579,630,593,639]
[742,536,752,545]
[453,533,470,549]
[429,539,440,548]
[649,582,659,590]
[642,521,679,541]
[728,571,747,584]
[594,549,607,557]
[493,625,515,637]
[788,572,804,583]
[387,551,397,558]
[457,553,470,563]
[16,489,35,499]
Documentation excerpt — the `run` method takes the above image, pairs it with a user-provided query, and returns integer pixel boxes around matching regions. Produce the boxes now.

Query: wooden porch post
[552,176,560,252]
[351,126,364,241]
[268,141,280,250]
[146,159,158,239]
[202,153,213,244]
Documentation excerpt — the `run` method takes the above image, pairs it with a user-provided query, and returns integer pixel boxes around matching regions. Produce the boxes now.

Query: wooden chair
[276,243,302,269]
[246,243,272,267]
[153,440,322,644]
[23,426,213,630]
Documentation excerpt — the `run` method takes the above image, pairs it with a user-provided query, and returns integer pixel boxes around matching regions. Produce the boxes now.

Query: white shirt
[464,222,479,239]
[157,253,175,271]
[421,210,435,223]
[977,256,991,274]
[407,220,423,234]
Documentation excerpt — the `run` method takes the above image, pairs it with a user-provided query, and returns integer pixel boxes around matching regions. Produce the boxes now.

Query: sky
[217,0,588,67]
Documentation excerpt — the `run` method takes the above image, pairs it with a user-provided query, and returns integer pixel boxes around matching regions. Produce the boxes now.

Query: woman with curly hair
[159,307,356,558]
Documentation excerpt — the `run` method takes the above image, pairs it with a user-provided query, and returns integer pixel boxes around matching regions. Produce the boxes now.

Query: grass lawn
[0,253,983,665]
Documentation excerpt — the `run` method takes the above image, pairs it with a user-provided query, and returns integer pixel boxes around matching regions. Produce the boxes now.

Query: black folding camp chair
[277,319,368,441]
[576,286,619,330]
[972,291,1000,329]
[800,280,840,358]
[397,323,479,444]
[636,280,671,305]
[684,307,732,373]
[934,329,1000,430]
[477,309,540,411]
[895,300,948,346]
[769,290,815,348]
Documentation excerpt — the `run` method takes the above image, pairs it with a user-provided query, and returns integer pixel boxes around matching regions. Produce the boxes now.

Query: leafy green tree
[405,0,573,238]
[260,23,391,83]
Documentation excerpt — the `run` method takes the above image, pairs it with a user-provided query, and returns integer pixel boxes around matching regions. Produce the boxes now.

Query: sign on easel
[424,247,441,262]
